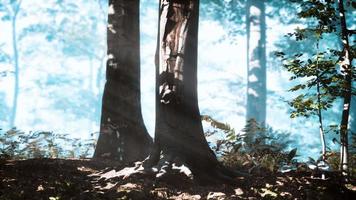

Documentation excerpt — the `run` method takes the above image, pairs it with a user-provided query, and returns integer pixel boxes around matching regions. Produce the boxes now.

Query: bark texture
[144,0,239,184]
[94,0,152,163]
[350,98,356,136]
[246,0,266,126]
[337,0,352,176]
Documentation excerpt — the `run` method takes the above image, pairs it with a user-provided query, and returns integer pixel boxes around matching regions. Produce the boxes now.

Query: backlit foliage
[0,128,97,159]
[203,117,296,173]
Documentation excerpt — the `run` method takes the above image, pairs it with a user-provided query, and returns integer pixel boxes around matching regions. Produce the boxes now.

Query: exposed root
[92,149,249,187]
[141,153,250,186]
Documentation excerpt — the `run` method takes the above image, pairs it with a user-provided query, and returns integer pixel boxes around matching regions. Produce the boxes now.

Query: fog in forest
[0,0,354,161]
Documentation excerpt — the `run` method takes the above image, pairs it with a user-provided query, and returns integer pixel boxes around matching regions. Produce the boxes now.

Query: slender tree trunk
[317,80,327,180]
[94,0,152,163]
[246,0,266,126]
[337,0,352,176]
[316,41,326,162]
[9,1,21,128]
[317,82,326,160]
[143,0,239,184]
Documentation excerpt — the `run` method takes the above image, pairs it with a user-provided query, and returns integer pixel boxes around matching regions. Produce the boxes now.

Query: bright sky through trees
[0,0,346,160]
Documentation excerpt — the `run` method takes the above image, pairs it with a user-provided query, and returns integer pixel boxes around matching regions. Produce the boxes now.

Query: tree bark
[350,97,356,135]
[94,0,152,163]
[143,0,239,184]
[316,41,326,162]
[246,0,266,126]
[337,0,353,177]
[317,77,326,161]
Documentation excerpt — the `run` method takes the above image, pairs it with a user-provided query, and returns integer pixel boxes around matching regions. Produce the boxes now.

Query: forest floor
[0,158,355,200]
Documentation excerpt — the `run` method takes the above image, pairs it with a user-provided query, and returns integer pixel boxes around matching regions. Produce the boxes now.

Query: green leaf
[308,157,316,164]
[287,148,297,161]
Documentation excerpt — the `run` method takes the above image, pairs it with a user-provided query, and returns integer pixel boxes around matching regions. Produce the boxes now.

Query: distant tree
[2,0,107,131]
[200,0,300,126]
[50,0,107,128]
[142,0,240,183]
[0,0,22,128]
[94,0,152,162]
[246,0,266,125]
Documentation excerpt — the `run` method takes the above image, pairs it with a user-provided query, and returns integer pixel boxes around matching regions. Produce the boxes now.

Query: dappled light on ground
[1,158,355,199]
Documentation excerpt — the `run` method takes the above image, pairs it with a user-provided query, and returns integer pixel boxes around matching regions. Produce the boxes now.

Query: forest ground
[0,158,355,200]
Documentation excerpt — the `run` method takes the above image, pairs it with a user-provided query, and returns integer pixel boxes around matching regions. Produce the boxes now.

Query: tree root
[93,150,249,187]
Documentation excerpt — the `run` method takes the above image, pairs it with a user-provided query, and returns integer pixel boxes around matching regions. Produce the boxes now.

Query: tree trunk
[350,97,356,135]
[317,81,326,160]
[246,0,266,126]
[9,1,21,128]
[94,0,152,163]
[143,0,238,184]
[316,41,326,162]
[337,0,352,177]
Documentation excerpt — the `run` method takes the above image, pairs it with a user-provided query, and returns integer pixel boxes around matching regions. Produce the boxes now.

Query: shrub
[202,117,296,173]
[0,128,97,160]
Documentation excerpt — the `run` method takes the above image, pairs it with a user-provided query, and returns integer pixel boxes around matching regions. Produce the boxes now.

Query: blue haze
[0,0,348,160]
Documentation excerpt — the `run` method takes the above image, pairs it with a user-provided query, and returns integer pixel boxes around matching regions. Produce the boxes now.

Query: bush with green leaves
[0,128,97,159]
[202,116,297,173]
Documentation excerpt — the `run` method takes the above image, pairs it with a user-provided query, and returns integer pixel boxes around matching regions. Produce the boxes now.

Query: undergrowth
[0,128,97,159]
[202,116,355,178]
[0,121,354,179]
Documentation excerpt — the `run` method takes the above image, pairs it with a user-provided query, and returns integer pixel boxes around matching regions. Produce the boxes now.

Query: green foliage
[203,117,296,173]
[277,49,346,118]
[276,0,356,119]
[290,0,339,39]
[276,0,355,176]
[0,128,97,159]
[202,115,236,141]
[238,119,296,173]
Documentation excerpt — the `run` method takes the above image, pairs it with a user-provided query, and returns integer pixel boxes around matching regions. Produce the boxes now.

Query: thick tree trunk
[351,98,356,135]
[337,0,352,177]
[246,0,266,126]
[143,0,239,184]
[94,0,152,163]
